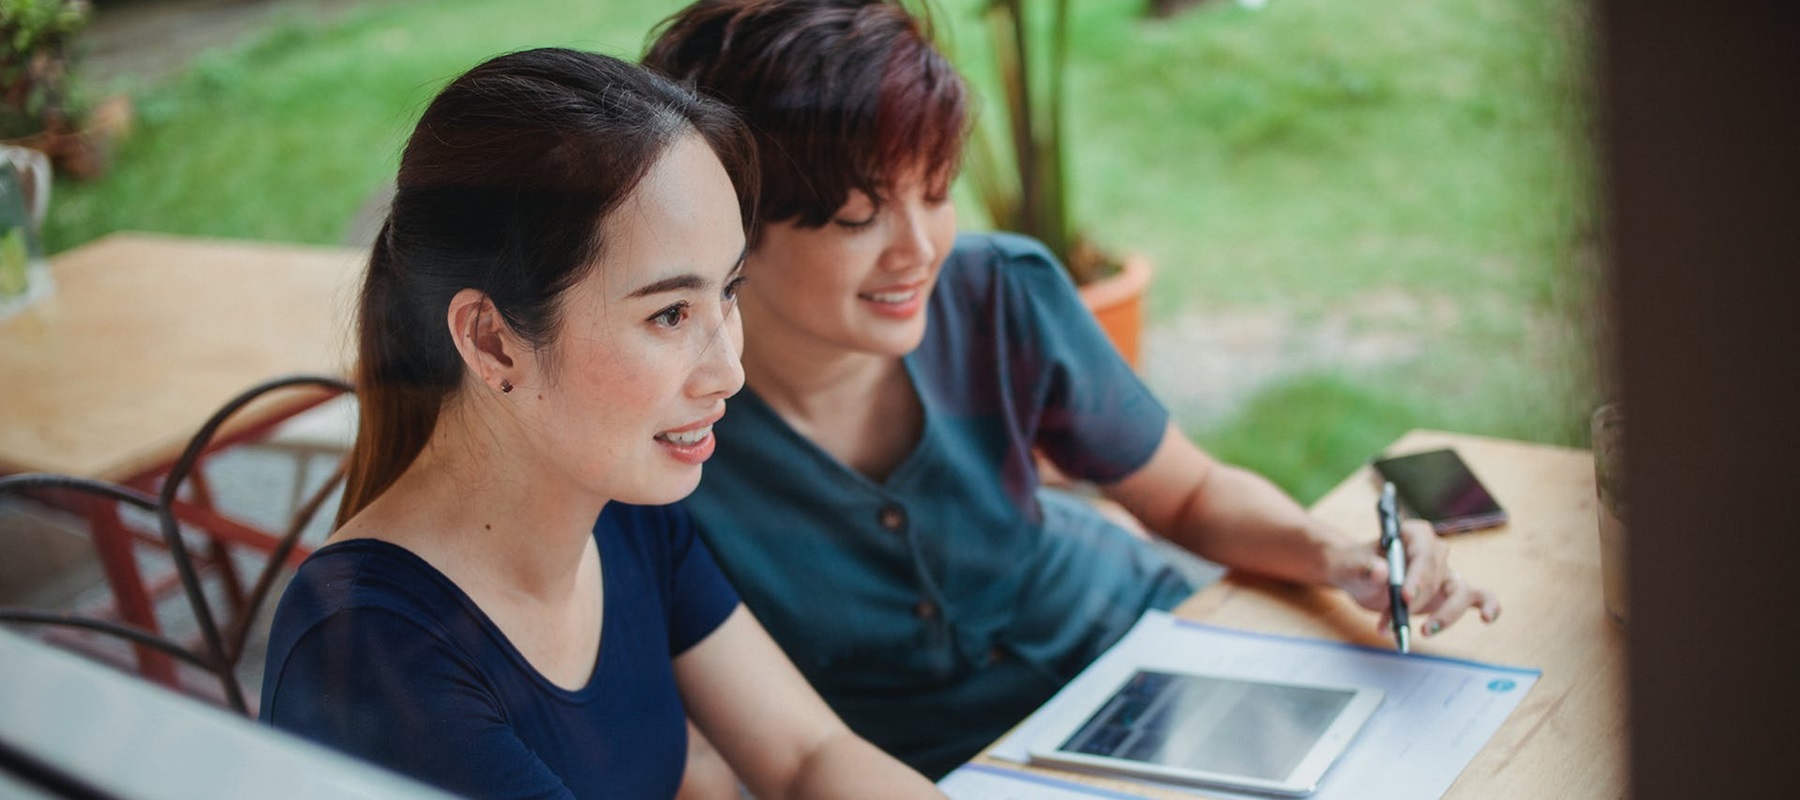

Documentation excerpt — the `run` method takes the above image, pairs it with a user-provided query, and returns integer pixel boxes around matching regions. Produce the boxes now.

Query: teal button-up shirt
[684,233,1190,778]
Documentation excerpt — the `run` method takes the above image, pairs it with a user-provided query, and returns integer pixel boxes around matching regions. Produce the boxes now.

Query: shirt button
[914,600,939,620]
[877,504,907,532]
[987,646,1007,666]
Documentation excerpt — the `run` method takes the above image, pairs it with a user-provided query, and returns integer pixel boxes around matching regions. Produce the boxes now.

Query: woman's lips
[655,413,722,464]
[858,282,927,319]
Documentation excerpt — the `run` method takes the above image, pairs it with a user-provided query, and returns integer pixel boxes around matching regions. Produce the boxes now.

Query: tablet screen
[1057,670,1357,782]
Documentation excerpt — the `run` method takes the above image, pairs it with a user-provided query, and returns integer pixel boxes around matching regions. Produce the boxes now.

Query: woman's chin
[614,470,705,508]
[858,321,930,358]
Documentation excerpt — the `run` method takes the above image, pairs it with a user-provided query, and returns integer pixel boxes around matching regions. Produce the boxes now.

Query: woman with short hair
[644,0,1502,783]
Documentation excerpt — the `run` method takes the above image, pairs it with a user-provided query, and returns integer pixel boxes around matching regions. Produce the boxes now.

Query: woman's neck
[740,320,902,426]
[738,312,924,481]
[333,399,600,602]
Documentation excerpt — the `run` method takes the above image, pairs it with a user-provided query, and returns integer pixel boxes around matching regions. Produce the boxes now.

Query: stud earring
[501,380,513,394]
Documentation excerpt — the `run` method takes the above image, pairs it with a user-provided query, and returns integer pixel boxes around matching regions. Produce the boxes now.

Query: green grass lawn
[49,0,1598,503]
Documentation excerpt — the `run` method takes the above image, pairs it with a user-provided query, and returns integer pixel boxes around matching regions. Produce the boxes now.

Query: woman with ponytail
[260,47,943,800]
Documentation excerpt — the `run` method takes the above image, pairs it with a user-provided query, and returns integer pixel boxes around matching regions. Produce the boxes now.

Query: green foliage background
[47,0,1598,503]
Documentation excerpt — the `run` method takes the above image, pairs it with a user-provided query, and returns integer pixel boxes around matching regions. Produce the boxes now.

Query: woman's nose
[692,314,746,400]
[883,203,939,271]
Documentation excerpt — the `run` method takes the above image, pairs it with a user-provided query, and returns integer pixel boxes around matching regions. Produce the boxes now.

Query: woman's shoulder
[271,540,470,648]
[945,231,1064,280]
[935,231,1074,316]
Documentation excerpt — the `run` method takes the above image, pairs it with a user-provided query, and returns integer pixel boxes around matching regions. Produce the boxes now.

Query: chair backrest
[0,473,235,698]
[1,374,355,716]
[157,374,356,712]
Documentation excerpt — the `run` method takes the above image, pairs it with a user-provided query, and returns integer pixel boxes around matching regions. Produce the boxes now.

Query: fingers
[1342,528,1506,640]
[1397,519,1446,605]
[1355,555,1394,612]
[1374,578,1502,639]
[1340,513,1507,643]
[1476,592,1503,623]
[1417,576,1503,637]
[1326,541,1392,612]
[1410,567,1456,617]
[1418,573,1473,635]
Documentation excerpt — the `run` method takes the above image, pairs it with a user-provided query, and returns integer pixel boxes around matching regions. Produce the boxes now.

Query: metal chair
[0,375,354,715]
[157,374,354,708]
[0,472,242,709]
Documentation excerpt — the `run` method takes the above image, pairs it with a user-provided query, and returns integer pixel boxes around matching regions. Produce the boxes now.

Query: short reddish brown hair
[645,0,969,233]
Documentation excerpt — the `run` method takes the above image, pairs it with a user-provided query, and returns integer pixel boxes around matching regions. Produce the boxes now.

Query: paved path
[86,0,382,87]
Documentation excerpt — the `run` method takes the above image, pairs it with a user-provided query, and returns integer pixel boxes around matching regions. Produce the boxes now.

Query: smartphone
[1371,448,1508,534]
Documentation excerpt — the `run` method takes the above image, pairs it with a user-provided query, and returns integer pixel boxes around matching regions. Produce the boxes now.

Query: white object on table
[0,628,461,800]
[989,611,1539,800]
[942,763,1155,800]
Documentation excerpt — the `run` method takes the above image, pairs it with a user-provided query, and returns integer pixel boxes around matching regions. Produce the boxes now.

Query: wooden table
[981,429,1625,798]
[0,232,363,681]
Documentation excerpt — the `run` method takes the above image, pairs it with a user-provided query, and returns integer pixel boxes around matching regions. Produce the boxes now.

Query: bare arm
[1100,423,1499,634]
[673,606,945,800]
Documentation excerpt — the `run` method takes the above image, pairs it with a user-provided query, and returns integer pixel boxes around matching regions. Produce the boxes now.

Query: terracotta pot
[1077,252,1153,369]
[1,95,134,181]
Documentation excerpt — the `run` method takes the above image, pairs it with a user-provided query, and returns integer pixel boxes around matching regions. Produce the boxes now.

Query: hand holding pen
[1347,480,1504,651]
[1378,481,1411,653]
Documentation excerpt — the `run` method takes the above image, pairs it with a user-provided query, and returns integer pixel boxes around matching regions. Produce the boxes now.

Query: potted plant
[962,0,1154,366]
[1,0,124,179]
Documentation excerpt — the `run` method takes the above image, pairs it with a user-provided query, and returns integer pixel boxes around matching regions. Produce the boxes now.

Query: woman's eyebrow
[625,249,746,299]
[626,273,708,299]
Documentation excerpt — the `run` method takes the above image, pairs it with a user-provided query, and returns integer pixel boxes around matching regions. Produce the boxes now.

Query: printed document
[980,611,1537,799]
[940,763,1154,799]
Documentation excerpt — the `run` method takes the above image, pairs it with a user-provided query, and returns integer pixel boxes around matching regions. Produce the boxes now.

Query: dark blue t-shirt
[260,502,740,800]
[684,232,1191,778]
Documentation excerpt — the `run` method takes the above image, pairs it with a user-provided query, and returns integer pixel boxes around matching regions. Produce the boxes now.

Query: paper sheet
[985,611,1538,799]
[941,763,1154,799]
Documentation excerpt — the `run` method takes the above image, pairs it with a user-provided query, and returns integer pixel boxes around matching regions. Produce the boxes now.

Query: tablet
[1028,669,1383,796]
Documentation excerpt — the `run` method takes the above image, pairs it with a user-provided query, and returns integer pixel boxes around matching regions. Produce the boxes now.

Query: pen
[1378,481,1410,653]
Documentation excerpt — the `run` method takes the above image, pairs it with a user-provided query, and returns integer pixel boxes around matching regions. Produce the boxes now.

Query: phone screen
[1372,448,1507,533]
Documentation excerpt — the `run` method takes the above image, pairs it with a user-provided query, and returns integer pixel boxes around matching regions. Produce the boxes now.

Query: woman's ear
[447,288,520,394]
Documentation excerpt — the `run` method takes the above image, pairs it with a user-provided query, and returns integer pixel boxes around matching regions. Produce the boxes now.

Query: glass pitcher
[0,145,53,318]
